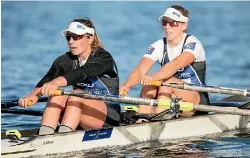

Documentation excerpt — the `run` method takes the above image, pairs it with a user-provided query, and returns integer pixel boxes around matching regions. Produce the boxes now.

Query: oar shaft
[1,109,43,116]
[60,90,158,106]
[56,90,250,116]
[157,82,250,97]
[194,104,250,116]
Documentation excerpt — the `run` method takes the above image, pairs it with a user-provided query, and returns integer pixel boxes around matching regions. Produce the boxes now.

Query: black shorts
[103,103,121,127]
[195,92,210,115]
[199,92,210,105]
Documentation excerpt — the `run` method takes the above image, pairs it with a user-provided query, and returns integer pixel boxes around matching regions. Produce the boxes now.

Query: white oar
[54,89,250,116]
[152,81,250,97]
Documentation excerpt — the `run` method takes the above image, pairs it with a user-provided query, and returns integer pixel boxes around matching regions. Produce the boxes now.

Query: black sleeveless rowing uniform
[36,47,121,126]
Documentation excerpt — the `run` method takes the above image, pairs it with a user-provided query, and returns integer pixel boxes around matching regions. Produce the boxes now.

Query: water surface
[2,1,250,157]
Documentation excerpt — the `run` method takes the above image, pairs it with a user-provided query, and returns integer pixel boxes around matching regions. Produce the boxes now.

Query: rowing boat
[2,114,250,158]
[2,102,250,158]
[2,88,250,158]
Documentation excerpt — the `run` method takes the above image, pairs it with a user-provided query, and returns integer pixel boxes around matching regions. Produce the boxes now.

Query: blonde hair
[171,5,189,33]
[73,18,103,50]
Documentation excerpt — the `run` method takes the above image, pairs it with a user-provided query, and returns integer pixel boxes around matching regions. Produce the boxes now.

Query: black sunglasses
[161,20,179,27]
[65,35,84,41]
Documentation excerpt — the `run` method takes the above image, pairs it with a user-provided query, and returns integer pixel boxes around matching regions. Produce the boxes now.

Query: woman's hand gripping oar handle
[54,89,64,96]
[151,80,162,86]
[26,90,63,106]
[122,90,128,96]
[26,101,35,106]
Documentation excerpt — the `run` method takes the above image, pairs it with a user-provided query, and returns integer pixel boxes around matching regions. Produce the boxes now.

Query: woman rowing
[120,5,209,117]
[18,18,121,135]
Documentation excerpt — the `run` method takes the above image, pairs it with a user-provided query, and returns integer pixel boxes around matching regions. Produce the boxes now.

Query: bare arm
[152,52,195,80]
[30,87,42,96]
[123,57,154,88]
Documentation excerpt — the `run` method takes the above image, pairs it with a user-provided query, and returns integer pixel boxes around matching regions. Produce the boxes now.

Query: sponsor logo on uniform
[77,24,85,30]
[77,83,94,87]
[183,42,196,50]
[173,12,181,18]
[179,72,191,78]
[93,88,102,94]
[145,46,155,55]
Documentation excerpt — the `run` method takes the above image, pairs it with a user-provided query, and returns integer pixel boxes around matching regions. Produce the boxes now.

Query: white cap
[158,7,189,22]
[62,22,95,36]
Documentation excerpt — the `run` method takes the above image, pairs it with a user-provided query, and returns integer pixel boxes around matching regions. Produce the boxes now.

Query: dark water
[1,1,250,157]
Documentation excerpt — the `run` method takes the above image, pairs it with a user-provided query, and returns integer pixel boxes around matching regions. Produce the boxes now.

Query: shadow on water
[188,130,250,158]
[27,130,249,158]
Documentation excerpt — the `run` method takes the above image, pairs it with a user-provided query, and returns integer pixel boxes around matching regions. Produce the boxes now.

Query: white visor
[62,22,95,36]
[158,8,189,22]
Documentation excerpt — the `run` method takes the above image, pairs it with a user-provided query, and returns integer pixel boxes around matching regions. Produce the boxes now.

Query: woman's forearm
[123,68,143,88]
[153,52,195,81]
[30,87,42,96]
[50,76,68,87]
[124,58,155,88]
[152,62,177,81]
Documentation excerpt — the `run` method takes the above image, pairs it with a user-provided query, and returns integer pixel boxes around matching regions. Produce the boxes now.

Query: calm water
[1,1,250,157]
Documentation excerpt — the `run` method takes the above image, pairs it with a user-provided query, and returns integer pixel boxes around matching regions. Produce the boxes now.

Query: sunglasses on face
[65,35,84,41]
[161,20,179,27]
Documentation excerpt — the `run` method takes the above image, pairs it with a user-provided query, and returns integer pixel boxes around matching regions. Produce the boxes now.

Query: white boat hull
[2,113,250,158]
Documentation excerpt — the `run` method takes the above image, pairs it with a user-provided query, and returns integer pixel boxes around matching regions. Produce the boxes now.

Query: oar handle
[26,90,62,106]
[27,101,34,106]
[2,96,49,109]
[20,100,39,107]
[151,81,162,86]
[2,99,34,108]
[54,89,63,96]
[122,90,128,96]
